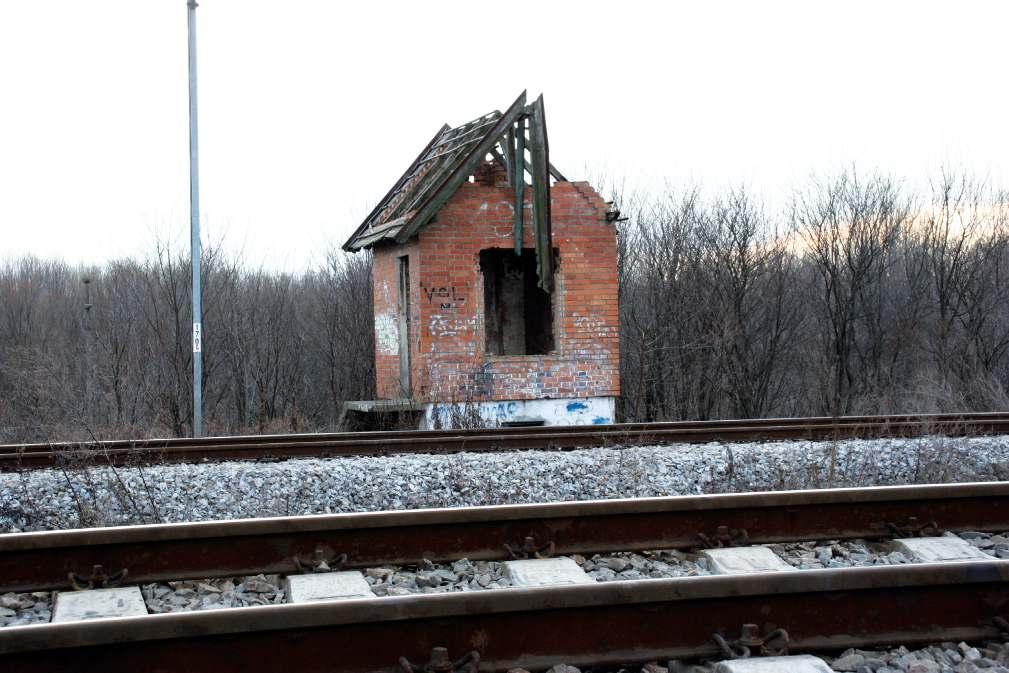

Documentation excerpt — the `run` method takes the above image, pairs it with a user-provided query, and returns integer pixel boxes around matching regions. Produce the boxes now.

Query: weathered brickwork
[371,177,619,404]
[372,238,419,399]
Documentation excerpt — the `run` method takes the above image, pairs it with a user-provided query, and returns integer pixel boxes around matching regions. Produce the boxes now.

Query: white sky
[1,1,1007,271]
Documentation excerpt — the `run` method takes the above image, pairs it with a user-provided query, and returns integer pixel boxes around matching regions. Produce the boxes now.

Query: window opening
[480,248,555,356]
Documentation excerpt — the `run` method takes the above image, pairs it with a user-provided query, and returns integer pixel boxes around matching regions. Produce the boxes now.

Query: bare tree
[698,188,803,418]
[794,169,913,415]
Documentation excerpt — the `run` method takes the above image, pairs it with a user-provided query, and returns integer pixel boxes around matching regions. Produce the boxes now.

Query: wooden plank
[513,117,526,255]
[395,91,529,244]
[343,125,449,251]
[504,127,515,185]
[528,95,553,292]
[490,146,509,171]
[415,140,481,167]
[517,157,566,183]
[353,214,411,249]
[400,151,465,217]
[429,115,500,149]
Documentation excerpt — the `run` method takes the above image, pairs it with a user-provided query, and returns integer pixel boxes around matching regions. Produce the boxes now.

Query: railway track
[2,411,1008,470]
[2,482,1009,671]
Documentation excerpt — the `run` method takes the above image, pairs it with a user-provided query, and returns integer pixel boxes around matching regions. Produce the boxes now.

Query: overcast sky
[2,1,1007,271]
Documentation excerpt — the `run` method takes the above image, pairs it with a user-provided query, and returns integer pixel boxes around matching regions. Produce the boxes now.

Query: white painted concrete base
[52,586,148,622]
[423,396,615,430]
[894,536,992,562]
[713,655,833,672]
[702,547,794,575]
[503,558,593,587]
[284,571,373,603]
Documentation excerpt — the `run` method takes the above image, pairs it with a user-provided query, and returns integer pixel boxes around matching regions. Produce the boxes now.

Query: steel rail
[2,562,1009,672]
[1,412,1008,470]
[2,482,1008,593]
[4,410,1004,451]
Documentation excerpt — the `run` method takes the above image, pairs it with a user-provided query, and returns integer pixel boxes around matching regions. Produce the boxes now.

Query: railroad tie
[713,655,833,672]
[52,586,148,623]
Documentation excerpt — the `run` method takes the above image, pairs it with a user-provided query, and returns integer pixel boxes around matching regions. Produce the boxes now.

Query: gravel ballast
[3,434,1009,532]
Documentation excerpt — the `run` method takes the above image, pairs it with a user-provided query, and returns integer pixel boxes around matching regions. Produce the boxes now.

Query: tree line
[0,245,373,442]
[618,169,1009,421]
[1,168,1007,442]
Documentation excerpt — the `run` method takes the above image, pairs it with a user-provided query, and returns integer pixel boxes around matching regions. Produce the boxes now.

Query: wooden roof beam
[395,91,529,244]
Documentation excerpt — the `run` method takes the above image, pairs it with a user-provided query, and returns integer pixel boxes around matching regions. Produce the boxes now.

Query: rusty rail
[2,562,1009,672]
[2,482,1008,593]
[2,411,1008,470]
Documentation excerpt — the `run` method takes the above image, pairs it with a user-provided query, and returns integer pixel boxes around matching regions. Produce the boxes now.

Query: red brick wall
[371,239,418,399]
[371,179,619,403]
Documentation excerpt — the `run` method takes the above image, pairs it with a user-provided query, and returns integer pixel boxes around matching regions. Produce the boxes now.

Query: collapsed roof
[342,91,564,291]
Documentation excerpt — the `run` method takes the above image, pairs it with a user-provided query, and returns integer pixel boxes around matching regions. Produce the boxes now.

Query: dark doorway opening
[480,248,555,356]
[397,255,411,396]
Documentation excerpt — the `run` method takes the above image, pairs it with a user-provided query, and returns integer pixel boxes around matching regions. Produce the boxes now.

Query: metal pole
[82,277,93,426]
[187,0,203,437]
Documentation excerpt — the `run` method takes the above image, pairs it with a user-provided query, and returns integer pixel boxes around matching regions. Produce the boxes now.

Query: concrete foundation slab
[424,396,616,430]
[702,546,793,575]
[894,536,992,563]
[503,558,594,587]
[284,571,374,603]
[52,586,148,622]
[713,655,833,672]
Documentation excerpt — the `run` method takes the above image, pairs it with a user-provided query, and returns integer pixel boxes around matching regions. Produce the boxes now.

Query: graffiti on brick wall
[424,396,615,429]
[573,315,609,333]
[421,284,465,309]
[375,313,399,355]
[428,314,476,339]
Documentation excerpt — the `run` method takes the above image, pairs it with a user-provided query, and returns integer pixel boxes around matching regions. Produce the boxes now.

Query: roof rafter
[395,92,529,244]
[343,92,564,290]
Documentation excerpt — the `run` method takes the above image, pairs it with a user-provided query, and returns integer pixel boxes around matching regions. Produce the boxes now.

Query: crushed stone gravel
[0,592,52,626]
[423,639,1009,672]
[365,558,512,595]
[819,640,1009,672]
[3,434,1009,532]
[141,575,285,613]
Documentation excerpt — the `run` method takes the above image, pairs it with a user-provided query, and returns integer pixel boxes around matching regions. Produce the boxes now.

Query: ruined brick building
[343,92,619,429]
